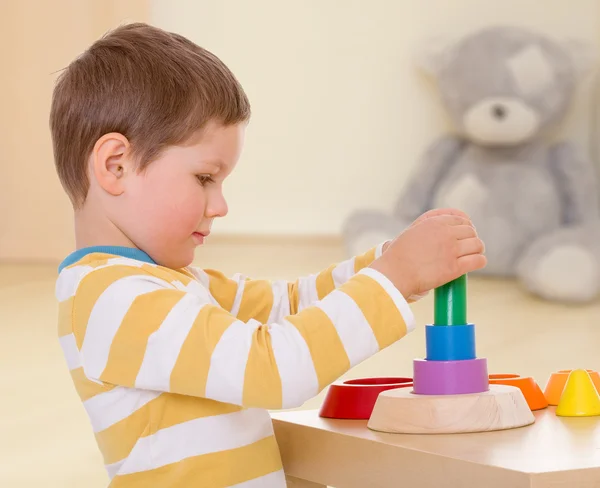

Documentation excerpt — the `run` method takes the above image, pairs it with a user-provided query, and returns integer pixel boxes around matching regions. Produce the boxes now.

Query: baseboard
[0,234,346,265]
[205,233,344,247]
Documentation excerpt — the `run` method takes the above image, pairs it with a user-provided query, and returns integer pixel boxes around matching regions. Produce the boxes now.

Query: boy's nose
[206,194,228,218]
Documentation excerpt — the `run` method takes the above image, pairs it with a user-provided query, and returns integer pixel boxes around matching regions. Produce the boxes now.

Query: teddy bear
[343,25,600,303]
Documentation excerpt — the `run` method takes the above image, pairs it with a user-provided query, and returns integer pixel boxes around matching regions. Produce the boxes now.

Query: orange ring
[544,370,600,405]
[489,374,548,410]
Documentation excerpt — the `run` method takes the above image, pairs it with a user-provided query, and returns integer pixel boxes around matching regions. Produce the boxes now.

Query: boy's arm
[65,263,414,410]
[188,241,389,324]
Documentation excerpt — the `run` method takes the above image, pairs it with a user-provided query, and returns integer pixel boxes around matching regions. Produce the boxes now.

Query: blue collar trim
[58,246,156,273]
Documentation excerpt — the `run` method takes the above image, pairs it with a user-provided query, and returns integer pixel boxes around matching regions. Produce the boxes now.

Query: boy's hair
[50,22,251,208]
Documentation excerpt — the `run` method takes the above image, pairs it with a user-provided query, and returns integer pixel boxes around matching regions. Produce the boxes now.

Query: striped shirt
[56,244,415,487]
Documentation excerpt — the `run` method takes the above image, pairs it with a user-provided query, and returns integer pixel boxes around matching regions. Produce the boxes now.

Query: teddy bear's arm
[393,134,466,220]
[549,141,599,225]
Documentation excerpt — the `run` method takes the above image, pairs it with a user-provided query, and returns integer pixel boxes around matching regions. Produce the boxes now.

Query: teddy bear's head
[417,26,596,146]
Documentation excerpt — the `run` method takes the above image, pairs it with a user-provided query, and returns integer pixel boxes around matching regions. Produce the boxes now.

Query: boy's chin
[171,253,196,269]
[151,246,196,270]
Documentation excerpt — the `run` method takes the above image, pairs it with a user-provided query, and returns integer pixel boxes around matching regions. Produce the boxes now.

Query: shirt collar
[58,246,156,273]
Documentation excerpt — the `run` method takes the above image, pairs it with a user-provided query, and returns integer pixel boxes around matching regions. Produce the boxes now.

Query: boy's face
[108,121,245,269]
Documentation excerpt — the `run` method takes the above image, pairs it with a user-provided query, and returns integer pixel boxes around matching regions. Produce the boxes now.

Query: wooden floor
[1,238,599,487]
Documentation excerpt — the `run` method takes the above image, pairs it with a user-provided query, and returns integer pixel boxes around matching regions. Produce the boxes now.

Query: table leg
[286,475,327,487]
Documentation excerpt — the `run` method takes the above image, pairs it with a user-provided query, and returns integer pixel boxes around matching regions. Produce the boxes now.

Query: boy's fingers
[413,214,471,228]
[433,215,473,227]
[453,224,478,240]
[457,253,487,274]
[416,208,471,222]
[434,208,470,219]
[456,237,485,256]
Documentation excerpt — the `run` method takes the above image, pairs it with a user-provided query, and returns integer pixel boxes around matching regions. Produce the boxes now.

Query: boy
[51,23,485,487]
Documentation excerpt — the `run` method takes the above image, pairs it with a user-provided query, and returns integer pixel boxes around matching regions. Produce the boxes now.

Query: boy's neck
[74,205,136,251]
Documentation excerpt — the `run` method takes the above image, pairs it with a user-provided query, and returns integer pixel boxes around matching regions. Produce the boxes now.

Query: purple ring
[412,358,489,395]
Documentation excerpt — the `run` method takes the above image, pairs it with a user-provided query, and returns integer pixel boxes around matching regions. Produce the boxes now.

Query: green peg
[434,274,467,326]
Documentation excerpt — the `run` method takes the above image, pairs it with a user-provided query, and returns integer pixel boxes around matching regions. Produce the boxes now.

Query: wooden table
[271,407,600,487]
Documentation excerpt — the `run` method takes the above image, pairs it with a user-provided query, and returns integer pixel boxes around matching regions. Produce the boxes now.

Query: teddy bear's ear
[562,38,597,80]
[413,34,458,77]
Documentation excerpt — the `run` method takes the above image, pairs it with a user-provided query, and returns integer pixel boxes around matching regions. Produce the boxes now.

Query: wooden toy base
[368,384,535,434]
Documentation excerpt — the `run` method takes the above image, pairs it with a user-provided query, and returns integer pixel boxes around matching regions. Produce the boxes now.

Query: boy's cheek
[127,174,203,238]
[155,193,204,236]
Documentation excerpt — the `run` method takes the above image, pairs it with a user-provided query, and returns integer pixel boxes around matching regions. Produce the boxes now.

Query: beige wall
[1,0,599,262]
[152,0,600,236]
[0,0,149,263]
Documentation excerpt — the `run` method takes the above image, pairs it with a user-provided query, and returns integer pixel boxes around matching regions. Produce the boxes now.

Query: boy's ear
[91,133,132,196]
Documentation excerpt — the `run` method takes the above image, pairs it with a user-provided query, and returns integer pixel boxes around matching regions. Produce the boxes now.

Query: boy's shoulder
[55,252,201,304]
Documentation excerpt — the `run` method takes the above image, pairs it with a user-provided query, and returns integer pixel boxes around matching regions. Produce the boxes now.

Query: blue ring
[425,323,476,361]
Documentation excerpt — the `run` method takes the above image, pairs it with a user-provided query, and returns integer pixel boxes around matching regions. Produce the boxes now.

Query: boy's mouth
[192,231,209,245]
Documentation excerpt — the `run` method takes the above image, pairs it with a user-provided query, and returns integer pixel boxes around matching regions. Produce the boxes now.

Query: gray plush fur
[343,26,600,303]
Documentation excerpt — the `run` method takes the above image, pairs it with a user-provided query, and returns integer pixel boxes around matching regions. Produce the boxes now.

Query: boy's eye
[196,174,214,186]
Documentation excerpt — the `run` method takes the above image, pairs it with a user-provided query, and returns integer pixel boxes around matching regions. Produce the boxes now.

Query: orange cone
[556,370,600,417]
[545,370,600,405]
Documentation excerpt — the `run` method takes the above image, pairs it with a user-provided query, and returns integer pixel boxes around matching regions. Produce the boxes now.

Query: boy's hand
[410,208,472,226]
[371,211,485,299]
[381,208,473,253]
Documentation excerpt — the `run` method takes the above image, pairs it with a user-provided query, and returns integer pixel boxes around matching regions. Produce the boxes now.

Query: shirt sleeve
[187,241,388,325]
[71,262,415,410]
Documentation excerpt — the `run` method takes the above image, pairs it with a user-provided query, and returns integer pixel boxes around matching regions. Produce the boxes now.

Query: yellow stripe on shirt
[70,367,117,402]
[237,279,273,324]
[354,246,377,273]
[203,269,238,312]
[63,253,112,269]
[341,272,408,348]
[57,296,74,338]
[285,307,350,391]
[315,263,336,300]
[95,397,157,466]
[101,289,183,386]
[97,395,245,467]
[72,266,154,349]
[169,306,237,397]
[109,435,282,488]
[242,326,282,408]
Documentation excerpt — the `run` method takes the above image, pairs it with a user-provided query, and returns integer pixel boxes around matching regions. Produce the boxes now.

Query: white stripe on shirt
[56,258,154,302]
[83,386,160,433]
[331,257,356,288]
[266,280,291,324]
[55,265,93,301]
[135,293,204,391]
[118,408,273,475]
[297,274,319,311]
[316,289,380,367]
[81,275,170,380]
[204,319,253,405]
[358,267,416,332]
[230,273,246,315]
[270,319,319,408]
[59,333,81,371]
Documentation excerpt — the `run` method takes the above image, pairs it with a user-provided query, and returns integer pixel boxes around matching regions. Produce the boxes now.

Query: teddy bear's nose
[492,104,507,120]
